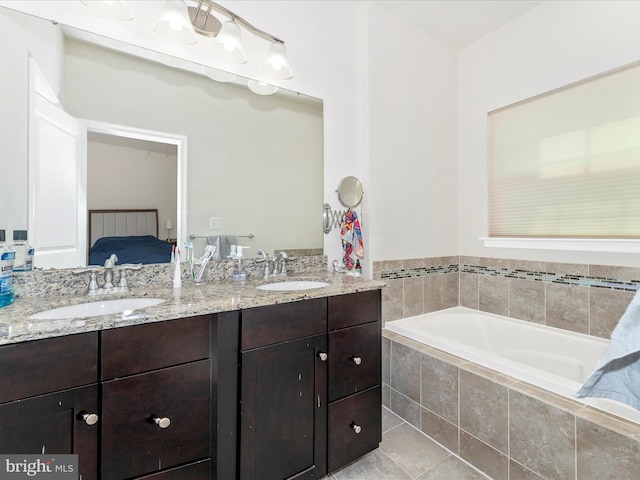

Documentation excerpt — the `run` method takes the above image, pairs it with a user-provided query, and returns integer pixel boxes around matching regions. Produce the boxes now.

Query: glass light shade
[154,0,197,45]
[210,21,247,64]
[260,42,293,80]
[80,0,134,21]
[247,80,278,96]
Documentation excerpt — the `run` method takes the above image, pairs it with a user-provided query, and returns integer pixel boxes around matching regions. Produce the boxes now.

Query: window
[488,62,640,240]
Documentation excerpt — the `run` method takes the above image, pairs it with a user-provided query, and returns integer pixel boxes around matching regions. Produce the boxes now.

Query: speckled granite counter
[0,273,386,346]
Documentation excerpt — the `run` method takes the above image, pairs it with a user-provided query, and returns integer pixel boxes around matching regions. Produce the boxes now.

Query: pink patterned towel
[340,208,364,269]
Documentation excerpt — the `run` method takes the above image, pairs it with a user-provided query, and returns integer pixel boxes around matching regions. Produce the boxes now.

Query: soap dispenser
[232,245,249,282]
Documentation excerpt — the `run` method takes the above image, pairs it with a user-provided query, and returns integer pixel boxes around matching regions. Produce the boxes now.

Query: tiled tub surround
[383,331,640,480]
[374,256,637,339]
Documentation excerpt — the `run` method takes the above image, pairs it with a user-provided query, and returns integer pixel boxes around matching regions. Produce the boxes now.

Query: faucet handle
[116,264,142,290]
[73,268,100,294]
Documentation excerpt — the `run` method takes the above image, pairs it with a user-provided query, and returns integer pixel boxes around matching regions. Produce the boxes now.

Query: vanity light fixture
[154,0,198,45]
[157,0,293,79]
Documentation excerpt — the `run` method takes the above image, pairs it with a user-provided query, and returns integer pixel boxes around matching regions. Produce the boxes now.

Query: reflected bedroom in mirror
[0,3,323,270]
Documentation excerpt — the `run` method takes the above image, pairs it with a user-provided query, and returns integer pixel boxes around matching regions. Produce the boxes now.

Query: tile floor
[325,408,491,480]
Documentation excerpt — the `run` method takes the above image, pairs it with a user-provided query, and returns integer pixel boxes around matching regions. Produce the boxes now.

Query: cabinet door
[101,360,210,480]
[240,334,327,480]
[0,385,99,480]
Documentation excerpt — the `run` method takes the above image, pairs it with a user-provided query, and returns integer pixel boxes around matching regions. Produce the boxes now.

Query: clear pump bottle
[12,230,34,272]
[0,230,16,308]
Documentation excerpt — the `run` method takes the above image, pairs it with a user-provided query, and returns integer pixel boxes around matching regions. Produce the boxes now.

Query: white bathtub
[384,306,640,424]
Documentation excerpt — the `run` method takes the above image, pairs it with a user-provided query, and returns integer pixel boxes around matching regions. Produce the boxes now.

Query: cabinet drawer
[135,459,210,480]
[328,322,380,402]
[0,332,98,403]
[101,315,210,379]
[241,298,326,350]
[328,290,380,330]
[328,386,381,472]
[101,360,210,480]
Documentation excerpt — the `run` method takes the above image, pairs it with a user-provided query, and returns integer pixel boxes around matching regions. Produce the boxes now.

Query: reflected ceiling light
[155,0,293,79]
[154,0,197,45]
[210,20,246,64]
[202,66,237,83]
[80,0,134,21]
[247,80,278,96]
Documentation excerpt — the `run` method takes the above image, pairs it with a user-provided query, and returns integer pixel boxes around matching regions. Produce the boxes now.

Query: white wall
[366,3,458,261]
[87,136,177,240]
[458,0,640,267]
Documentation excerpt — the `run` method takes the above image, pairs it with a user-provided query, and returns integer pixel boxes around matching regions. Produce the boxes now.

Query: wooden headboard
[88,209,159,248]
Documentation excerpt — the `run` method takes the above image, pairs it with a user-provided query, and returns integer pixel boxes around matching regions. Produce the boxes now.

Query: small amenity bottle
[12,230,34,272]
[0,230,15,307]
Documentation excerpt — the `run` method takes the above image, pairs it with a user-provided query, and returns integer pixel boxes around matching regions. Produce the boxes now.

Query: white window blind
[488,62,640,239]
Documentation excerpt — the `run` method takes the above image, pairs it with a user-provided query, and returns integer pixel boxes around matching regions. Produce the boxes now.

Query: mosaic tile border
[380,263,640,291]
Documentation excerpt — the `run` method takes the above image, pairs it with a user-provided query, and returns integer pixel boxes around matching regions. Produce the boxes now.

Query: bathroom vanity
[0,278,382,480]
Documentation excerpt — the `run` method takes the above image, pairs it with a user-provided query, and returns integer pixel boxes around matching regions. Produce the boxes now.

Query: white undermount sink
[256,280,330,292]
[28,298,166,320]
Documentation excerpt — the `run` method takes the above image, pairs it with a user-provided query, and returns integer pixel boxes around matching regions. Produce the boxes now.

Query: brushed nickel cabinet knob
[153,416,171,429]
[81,413,99,426]
[351,423,362,434]
[352,356,362,365]
[318,352,328,361]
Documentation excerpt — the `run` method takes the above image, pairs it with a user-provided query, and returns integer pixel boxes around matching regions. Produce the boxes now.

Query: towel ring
[336,176,364,208]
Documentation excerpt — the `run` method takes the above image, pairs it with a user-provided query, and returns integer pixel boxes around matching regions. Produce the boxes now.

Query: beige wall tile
[509,278,545,323]
[545,261,588,276]
[509,390,576,480]
[460,272,478,309]
[577,417,640,480]
[510,259,546,272]
[423,275,442,313]
[478,275,509,316]
[460,370,509,454]
[589,287,635,338]
[382,278,403,323]
[421,354,459,424]
[442,272,459,308]
[460,431,508,480]
[403,277,424,317]
[390,341,421,402]
[421,407,459,454]
[545,283,589,334]
[509,460,546,480]
[389,388,420,429]
[589,264,640,281]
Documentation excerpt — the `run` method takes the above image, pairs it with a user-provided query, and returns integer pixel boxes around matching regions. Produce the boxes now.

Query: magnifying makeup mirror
[336,176,364,208]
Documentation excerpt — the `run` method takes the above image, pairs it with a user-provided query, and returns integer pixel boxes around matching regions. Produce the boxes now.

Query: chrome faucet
[73,253,141,295]
[274,251,289,275]
[257,249,274,279]
[103,254,118,289]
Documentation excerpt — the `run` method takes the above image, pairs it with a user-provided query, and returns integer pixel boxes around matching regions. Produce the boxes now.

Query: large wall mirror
[0,4,323,268]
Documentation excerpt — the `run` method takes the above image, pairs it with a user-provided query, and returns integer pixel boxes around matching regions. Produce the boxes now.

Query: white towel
[575,289,640,410]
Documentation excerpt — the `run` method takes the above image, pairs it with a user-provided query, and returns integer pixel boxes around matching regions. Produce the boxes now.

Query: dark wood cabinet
[0,332,99,480]
[239,300,328,480]
[0,384,99,480]
[100,315,212,480]
[327,290,382,472]
[1,288,381,480]
[240,335,327,480]
[239,290,382,479]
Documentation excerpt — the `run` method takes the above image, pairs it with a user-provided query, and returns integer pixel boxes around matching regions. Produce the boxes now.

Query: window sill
[481,237,640,253]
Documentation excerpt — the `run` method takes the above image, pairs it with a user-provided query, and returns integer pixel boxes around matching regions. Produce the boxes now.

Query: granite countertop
[0,273,386,346]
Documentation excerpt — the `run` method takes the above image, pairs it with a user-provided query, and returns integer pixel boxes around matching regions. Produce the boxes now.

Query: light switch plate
[209,217,222,229]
